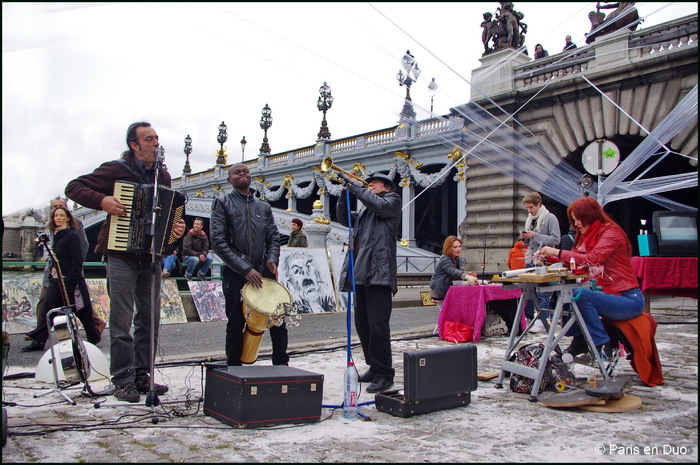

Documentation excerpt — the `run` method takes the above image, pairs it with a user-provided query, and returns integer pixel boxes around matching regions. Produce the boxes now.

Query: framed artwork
[188,281,226,322]
[279,248,338,314]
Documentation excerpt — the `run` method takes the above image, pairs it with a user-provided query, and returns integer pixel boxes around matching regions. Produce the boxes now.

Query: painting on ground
[328,245,349,313]
[2,278,43,334]
[279,247,338,314]
[2,278,186,334]
[160,279,187,324]
[188,281,226,322]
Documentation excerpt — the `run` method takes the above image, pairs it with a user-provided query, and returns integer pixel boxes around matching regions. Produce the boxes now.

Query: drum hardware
[319,156,369,187]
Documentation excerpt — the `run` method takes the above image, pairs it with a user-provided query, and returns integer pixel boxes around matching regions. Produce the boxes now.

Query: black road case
[204,365,323,428]
[375,344,477,417]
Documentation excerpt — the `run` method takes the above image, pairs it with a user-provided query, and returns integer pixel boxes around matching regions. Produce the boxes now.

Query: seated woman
[536,196,644,356]
[429,235,478,301]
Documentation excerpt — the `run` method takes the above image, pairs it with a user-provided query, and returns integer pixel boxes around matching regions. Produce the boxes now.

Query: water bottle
[343,362,359,419]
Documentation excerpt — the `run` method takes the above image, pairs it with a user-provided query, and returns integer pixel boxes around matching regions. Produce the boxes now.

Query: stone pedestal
[470,49,530,100]
[304,200,332,248]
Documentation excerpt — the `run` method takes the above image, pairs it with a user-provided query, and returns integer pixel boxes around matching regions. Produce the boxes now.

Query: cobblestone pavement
[2,301,697,463]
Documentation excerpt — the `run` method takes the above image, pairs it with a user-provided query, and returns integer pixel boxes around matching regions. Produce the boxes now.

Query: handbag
[481,313,508,337]
[442,320,474,343]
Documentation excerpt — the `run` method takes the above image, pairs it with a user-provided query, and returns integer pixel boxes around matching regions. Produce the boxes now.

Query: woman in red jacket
[536,196,644,356]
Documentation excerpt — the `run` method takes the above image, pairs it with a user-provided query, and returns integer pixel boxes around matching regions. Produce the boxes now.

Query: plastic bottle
[569,256,576,272]
[343,361,359,419]
[561,352,576,385]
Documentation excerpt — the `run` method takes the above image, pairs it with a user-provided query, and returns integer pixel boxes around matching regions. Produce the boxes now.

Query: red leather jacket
[557,223,639,295]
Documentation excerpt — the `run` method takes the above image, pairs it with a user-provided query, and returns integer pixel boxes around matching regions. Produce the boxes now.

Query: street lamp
[216,121,228,165]
[240,136,247,162]
[317,81,334,139]
[259,104,272,154]
[428,77,438,113]
[396,50,421,119]
[183,134,192,174]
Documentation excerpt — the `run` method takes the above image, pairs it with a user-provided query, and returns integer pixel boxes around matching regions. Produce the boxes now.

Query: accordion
[107,181,186,255]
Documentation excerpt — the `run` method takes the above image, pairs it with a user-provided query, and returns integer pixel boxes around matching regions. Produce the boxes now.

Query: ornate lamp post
[316,81,334,139]
[428,77,438,113]
[259,104,272,154]
[216,121,228,165]
[183,134,192,174]
[240,136,247,162]
[396,50,421,119]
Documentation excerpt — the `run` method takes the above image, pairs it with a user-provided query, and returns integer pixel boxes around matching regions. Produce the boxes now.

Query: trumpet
[320,156,369,187]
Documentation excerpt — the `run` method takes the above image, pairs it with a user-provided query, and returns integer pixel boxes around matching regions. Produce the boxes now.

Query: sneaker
[162,270,170,279]
[134,374,169,395]
[185,274,194,281]
[197,271,208,281]
[530,319,546,333]
[114,382,140,403]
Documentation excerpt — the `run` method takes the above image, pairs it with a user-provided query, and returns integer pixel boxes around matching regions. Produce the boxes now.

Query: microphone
[155,147,164,164]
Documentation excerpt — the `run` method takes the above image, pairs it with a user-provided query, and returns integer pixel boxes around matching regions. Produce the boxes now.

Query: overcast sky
[3,2,697,216]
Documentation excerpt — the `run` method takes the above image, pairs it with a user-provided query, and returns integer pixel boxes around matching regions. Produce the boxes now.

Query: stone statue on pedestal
[481,2,527,56]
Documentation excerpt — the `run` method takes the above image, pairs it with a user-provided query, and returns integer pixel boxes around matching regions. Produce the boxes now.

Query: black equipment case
[375,344,478,417]
[203,365,323,428]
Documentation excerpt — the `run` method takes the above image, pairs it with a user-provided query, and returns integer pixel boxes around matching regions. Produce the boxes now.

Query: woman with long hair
[429,235,479,301]
[22,206,101,351]
[536,196,643,356]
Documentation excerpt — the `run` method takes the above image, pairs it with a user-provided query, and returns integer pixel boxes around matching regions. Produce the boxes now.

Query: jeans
[568,287,644,347]
[162,254,178,273]
[354,285,395,381]
[183,254,213,277]
[106,256,161,386]
[222,268,288,366]
[524,291,552,320]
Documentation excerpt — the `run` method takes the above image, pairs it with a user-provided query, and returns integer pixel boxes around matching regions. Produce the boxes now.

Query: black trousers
[26,278,100,345]
[222,268,289,366]
[354,285,395,380]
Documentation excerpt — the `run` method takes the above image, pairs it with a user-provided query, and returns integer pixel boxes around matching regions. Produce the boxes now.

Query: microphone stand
[145,149,163,422]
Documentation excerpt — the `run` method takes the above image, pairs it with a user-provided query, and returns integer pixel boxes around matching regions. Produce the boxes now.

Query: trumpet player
[336,171,401,394]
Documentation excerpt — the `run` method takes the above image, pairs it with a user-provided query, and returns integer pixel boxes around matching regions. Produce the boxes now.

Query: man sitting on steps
[182,217,213,280]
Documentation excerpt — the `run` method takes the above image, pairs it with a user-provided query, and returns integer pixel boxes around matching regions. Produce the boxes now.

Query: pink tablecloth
[437,284,524,343]
[630,256,698,298]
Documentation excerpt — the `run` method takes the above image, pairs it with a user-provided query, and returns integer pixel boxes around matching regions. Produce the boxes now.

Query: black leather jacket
[336,183,401,294]
[210,188,280,276]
